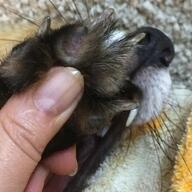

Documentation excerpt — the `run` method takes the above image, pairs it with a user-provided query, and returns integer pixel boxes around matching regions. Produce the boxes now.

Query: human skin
[0,67,84,192]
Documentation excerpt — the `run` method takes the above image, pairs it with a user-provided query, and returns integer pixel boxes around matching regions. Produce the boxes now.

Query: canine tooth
[126,108,138,127]
[97,127,109,137]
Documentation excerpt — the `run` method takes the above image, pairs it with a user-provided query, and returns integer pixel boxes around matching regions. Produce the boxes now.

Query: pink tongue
[44,175,72,192]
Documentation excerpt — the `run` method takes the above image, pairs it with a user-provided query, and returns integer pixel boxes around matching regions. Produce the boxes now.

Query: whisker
[48,0,68,24]
[158,114,192,176]
[71,0,83,22]
[0,38,21,43]
[147,123,174,163]
[177,150,192,176]
[150,131,163,191]
[151,118,178,151]
[154,128,177,151]
[155,115,180,150]
[158,118,179,148]
[169,89,192,110]
[166,99,186,111]
[82,0,90,20]
[165,101,179,110]
[163,111,185,132]
[153,130,174,164]
[1,5,39,27]
[123,127,133,158]
[167,103,187,128]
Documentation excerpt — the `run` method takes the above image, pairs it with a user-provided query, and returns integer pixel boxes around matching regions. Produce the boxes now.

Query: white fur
[104,30,126,47]
[131,66,172,125]
[84,88,192,192]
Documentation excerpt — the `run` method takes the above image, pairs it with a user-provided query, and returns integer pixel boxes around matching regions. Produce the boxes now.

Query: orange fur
[172,110,192,192]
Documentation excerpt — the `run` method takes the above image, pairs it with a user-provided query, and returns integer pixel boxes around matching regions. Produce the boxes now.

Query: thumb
[0,67,84,192]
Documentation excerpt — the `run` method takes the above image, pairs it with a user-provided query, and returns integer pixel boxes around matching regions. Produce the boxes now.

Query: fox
[0,2,175,191]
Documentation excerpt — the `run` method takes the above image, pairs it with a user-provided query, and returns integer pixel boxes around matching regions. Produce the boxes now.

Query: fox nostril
[160,47,174,67]
[135,27,174,67]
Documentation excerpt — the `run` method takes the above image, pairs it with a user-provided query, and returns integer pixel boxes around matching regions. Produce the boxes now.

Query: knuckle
[0,111,43,162]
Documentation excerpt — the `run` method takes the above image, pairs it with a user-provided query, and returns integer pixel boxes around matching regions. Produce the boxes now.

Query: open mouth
[120,27,175,126]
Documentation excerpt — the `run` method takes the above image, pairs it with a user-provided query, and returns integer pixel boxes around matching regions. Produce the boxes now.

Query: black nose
[136,27,174,67]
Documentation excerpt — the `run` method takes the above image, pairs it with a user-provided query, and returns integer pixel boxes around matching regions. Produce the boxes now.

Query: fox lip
[124,27,174,126]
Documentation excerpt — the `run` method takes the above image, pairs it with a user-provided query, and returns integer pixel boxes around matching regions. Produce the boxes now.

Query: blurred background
[0,0,191,89]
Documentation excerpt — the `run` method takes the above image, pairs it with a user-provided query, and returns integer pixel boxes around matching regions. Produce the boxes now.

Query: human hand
[0,67,84,192]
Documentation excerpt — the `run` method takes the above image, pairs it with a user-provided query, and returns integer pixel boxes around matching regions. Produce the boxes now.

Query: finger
[24,165,49,192]
[25,145,77,192]
[0,67,83,192]
[42,145,78,176]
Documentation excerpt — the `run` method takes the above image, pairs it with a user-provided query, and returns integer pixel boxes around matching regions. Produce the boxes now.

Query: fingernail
[34,67,84,115]
[69,166,78,177]
[69,145,78,177]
